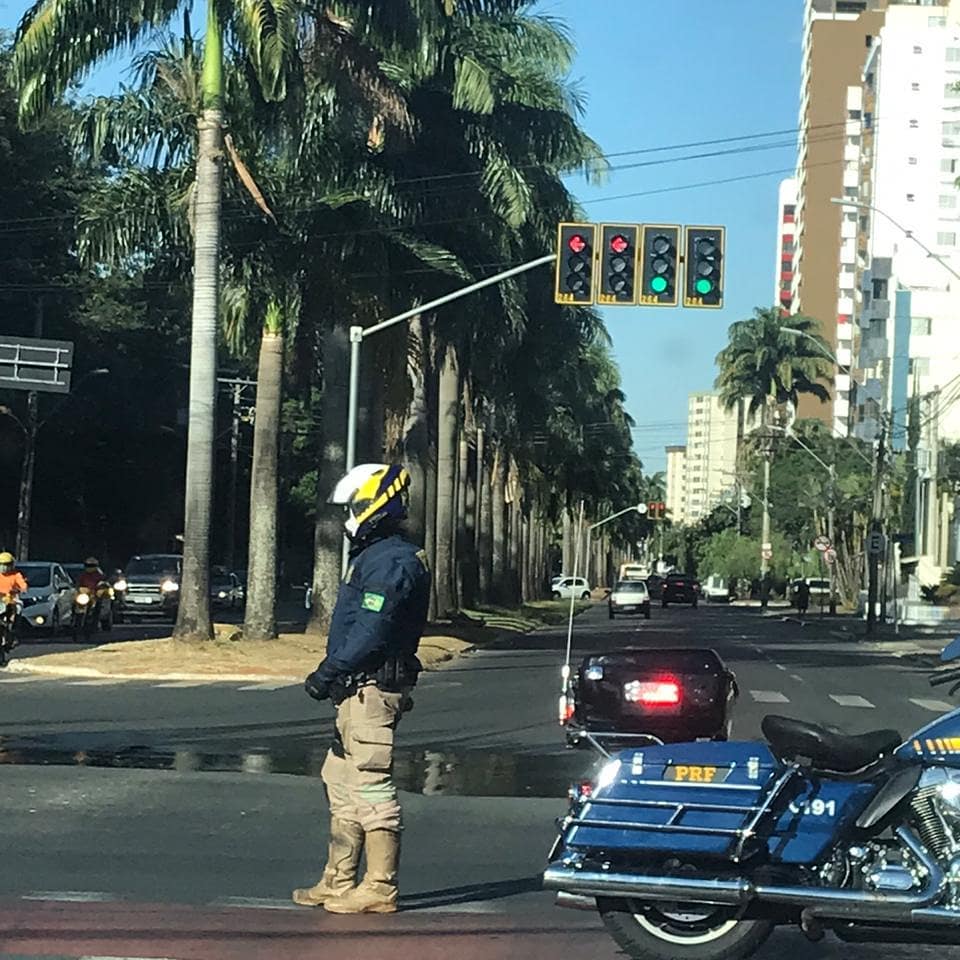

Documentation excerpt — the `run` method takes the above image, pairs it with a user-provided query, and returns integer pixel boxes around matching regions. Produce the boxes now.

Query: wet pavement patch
[0,740,598,799]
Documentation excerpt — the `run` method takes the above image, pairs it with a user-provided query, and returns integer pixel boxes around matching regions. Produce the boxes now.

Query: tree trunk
[490,444,507,604]
[308,323,348,634]
[175,6,223,643]
[562,506,573,575]
[243,328,283,641]
[477,437,492,602]
[455,429,468,607]
[507,484,522,606]
[434,342,459,616]
[402,316,428,547]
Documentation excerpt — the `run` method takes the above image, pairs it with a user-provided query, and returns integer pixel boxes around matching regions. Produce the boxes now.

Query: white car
[608,579,651,619]
[17,562,76,634]
[552,576,592,601]
[702,574,731,603]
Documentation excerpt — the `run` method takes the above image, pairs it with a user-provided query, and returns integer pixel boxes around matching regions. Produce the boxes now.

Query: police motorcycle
[545,636,960,959]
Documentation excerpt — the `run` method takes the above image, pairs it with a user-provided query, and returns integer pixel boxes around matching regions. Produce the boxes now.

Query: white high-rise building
[665,445,687,525]
[855,0,960,446]
[682,393,740,524]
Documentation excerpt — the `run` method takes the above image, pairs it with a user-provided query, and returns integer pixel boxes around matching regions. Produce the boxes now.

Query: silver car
[17,562,75,634]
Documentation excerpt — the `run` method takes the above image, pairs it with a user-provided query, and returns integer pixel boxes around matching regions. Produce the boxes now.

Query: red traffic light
[567,233,588,254]
[609,234,630,255]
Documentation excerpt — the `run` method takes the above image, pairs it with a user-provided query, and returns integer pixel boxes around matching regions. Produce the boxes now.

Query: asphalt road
[0,603,954,959]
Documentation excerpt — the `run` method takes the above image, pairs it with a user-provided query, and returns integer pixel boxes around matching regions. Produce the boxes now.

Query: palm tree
[12,0,300,641]
[715,308,832,420]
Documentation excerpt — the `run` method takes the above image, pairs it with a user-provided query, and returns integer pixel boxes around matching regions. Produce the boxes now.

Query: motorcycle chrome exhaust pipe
[555,892,596,911]
[545,827,945,922]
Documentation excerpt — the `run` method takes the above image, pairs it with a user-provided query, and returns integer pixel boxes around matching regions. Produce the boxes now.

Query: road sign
[825,547,837,565]
[761,547,773,560]
[0,336,73,394]
[814,535,831,552]
[868,531,886,557]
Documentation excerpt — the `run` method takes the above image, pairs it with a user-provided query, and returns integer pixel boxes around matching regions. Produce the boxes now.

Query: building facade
[681,393,741,524]
[775,178,798,313]
[792,0,889,434]
[665,445,687,525]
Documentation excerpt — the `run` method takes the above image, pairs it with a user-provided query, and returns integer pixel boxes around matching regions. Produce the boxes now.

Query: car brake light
[624,678,681,706]
[558,694,575,725]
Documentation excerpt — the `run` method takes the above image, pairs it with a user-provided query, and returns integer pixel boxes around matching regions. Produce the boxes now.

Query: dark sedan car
[645,574,665,600]
[662,573,700,608]
[565,647,738,744]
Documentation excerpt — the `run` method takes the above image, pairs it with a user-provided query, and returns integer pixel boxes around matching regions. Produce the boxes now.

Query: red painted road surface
[0,899,621,960]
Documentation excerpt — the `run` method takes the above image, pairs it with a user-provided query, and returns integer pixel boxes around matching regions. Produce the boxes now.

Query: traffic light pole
[343,252,556,571]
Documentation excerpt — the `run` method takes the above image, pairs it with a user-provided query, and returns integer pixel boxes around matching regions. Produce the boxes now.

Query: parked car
[701,573,732,603]
[121,554,182,621]
[662,572,700,608]
[608,579,651,620]
[17,562,75,635]
[552,576,592,601]
[645,574,665,600]
[211,570,244,609]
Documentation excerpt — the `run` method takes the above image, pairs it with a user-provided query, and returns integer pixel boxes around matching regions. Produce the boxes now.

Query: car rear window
[616,581,646,591]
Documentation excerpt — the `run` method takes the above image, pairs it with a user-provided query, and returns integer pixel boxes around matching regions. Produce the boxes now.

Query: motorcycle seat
[762,715,902,773]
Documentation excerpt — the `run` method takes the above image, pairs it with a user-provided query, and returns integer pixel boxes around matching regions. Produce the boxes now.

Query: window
[907,193,916,202]
[912,82,921,92]
[942,158,958,174]
[914,45,923,55]
[943,121,960,135]
[780,280,791,291]
[848,109,862,120]
[940,194,958,209]
[949,48,960,63]
[873,278,888,300]
[783,204,796,216]
[847,134,861,145]
[909,358,931,377]
[781,260,793,273]
[910,119,920,129]
[909,157,918,165]
[912,317,933,337]
[947,82,960,98]
[938,231,957,245]
[929,16,947,28]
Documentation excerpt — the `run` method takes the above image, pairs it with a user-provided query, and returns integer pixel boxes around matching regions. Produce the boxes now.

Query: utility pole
[15,298,43,560]
[827,462,837,615]
[866,426,886,637]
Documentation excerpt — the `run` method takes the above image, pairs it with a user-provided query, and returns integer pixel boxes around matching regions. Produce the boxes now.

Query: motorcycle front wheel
[598,898,772,960]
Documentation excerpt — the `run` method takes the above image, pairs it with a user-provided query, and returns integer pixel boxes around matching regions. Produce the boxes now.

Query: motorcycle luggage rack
[565,728,665,758]
[568,763,801,863]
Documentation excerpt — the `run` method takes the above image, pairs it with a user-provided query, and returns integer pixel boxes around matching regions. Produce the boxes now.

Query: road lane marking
[775,664,787,671]
[0,675,46,683]
[153,681,209,688]
[236,683,295,691]
[23,891,116,902]
[910,698,954,713]
[830,694,875,708]
[64,679,122,686]
[750,690,790,703]
[210,896,301,910]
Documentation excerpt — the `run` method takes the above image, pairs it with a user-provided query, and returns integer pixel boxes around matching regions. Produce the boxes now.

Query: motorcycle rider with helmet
[294,463,430,915]
[0,551,28,665]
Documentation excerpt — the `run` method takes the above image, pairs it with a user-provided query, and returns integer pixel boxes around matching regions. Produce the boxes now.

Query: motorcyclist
[0,551,28,665]
[294,463,430,915]
[76,557,108,593]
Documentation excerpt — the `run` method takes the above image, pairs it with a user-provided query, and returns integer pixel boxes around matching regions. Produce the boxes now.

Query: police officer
[294,463,430,915]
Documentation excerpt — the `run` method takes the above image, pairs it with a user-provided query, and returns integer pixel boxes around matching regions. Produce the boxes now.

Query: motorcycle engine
[910,767,960,906]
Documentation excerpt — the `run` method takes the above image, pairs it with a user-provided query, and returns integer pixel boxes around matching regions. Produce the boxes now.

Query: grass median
[8,600,588,682]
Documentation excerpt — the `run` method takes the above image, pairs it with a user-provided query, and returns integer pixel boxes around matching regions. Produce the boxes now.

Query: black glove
[304,670,331,702]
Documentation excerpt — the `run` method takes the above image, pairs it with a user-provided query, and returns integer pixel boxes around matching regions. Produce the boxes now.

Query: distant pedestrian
[796,580,810,616]
[295,463,430,915]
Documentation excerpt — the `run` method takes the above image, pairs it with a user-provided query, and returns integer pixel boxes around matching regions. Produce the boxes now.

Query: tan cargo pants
[322,682,406,832]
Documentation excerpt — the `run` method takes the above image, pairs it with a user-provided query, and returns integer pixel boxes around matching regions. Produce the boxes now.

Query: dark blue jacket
[315,532,431,684]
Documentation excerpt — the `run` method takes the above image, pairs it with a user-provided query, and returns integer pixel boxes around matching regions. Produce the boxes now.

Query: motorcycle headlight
[114,579,127,592]
[218,591,227,599]
[161,580,179,593]
[76,593,91,606]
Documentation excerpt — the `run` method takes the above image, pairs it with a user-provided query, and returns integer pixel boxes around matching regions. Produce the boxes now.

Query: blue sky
[2,0,803,474]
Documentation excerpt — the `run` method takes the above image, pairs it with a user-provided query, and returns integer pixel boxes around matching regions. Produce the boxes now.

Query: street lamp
[829,198,960,283]
[0,367,109,558]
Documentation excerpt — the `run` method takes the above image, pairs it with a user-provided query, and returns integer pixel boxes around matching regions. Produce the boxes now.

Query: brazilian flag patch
[361,592,386,613]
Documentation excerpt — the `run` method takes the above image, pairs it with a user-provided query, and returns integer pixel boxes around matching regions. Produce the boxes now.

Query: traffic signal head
[640,225,680,306]
[684,226,725,308]
[597,224,639,305]
[555,223,596,305]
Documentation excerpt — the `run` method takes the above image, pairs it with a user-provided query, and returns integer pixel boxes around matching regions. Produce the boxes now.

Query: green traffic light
[651,276,668,294]
[695,278,713,295]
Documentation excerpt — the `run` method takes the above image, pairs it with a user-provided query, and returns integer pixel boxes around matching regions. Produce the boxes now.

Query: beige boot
[323,829,400,914]
[292,818,364,906]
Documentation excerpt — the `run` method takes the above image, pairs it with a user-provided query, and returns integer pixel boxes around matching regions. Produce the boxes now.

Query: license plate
[131,596,157,605]
[620,605,636,611]
[664,764,730,784]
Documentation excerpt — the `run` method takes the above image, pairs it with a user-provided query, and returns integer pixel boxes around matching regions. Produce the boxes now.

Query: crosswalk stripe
[64,679,122,686]
[750,690,789,703]
[910,698,954,713]
[830,694,875,708]
[153,681,208,688]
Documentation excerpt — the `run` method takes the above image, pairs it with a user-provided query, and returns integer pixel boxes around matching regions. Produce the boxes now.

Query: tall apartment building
[681,393,740,524]
[665,445,687,525]
[792,0,888,434]
[855,0,960,442]
[775,179,799,312]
